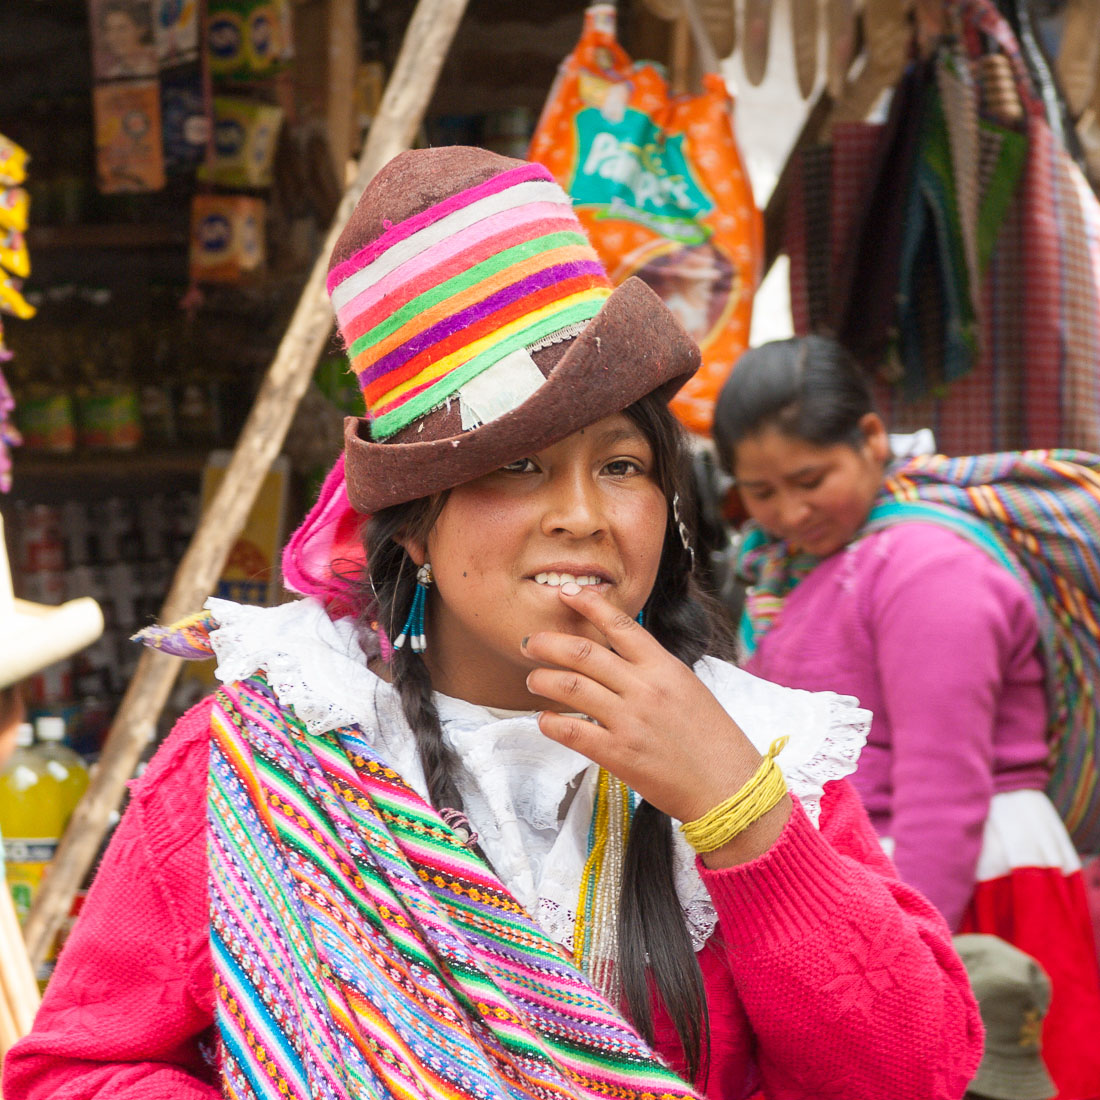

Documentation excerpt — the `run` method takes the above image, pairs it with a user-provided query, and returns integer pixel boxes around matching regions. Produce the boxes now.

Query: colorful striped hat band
[327,162,612,441]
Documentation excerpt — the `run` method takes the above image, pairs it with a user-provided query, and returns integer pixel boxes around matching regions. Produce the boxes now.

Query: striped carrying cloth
[208,671,699,1100]
[327,162,612,441]
[738,450,1100,854]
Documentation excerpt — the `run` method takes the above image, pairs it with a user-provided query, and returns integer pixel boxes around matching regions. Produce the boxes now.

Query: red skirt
[957,790,1100,1100]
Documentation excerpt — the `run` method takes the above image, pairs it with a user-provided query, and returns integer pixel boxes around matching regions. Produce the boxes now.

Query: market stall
[3,0,1100,1042]
[0,0,682,1032]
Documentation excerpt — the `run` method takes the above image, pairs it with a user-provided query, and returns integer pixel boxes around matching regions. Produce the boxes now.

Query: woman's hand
[523,583,791,865]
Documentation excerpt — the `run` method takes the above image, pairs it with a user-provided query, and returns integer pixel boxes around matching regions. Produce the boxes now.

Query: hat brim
[0,597,104,691]
[969,1052,1057,1100]
[342,277,701,513]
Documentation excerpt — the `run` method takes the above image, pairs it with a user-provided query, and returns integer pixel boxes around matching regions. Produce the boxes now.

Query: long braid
[362,498,465,814]
[391,645,464,812]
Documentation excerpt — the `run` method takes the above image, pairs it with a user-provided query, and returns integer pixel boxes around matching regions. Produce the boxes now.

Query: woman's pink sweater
[6,694,982,1100]
[747,522,1051,928]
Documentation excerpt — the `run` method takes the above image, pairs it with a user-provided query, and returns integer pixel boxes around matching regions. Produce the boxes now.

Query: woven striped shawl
[208,672,700,1100]
[736,449,1100,854]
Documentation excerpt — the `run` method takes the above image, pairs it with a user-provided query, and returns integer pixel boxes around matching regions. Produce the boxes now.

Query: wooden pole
[23,0,471,970]
[0,883,39,1057]
[679,0,720,76]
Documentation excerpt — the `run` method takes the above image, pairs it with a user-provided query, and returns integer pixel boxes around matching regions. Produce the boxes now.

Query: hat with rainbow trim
[328,146,701,513]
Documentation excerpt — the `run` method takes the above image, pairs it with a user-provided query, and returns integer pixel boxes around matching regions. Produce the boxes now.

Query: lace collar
[205,596,869,953]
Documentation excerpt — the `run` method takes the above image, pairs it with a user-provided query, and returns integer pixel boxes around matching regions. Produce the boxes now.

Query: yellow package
[197,97,284,188]
[0,187,29,234]
[529,6,762,435]
[0,275,36,320]
[189,194,266,282]
[0,229,29,279]
[0,134,29,187]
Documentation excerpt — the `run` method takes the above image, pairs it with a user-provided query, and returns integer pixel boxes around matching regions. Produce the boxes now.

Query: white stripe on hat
[330,179,572,313]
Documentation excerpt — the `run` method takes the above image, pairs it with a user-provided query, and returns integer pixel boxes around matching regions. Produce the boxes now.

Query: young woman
[6,152,980,1100]
[714,334,1100,1099]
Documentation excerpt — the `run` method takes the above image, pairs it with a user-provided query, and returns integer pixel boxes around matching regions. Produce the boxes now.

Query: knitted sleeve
[697,777,983,1100]
[866,526,1042,926]
[2,698,220,1100]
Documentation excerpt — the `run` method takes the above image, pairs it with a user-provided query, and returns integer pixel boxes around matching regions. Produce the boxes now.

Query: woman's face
[405,413,667,709]
[731,414,889,557]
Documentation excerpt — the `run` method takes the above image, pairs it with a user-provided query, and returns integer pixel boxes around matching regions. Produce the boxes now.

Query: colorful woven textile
[737,450,1100,854]
[326,162,612,441]
[208,672,700,1100]
[131,609,218,659]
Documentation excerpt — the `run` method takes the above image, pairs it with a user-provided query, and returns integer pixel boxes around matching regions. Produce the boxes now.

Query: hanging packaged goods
[0,132,31,491]
[207,0,294,81]
[92,81,167,194]
[189,194,266,283]
[529,6,761,436]
[197,97,284,189]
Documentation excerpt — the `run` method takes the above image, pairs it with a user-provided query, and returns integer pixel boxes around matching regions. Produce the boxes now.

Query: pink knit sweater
[746,523,1051,928]
[6,695,982,1100]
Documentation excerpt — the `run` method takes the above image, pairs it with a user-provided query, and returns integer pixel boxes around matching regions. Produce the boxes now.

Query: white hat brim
[0,597,105,691]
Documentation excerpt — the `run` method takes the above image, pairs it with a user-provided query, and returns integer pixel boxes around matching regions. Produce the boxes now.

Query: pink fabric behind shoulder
[281,456,368,622]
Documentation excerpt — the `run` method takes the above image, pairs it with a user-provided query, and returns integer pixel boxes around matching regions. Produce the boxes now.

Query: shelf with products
[10,447,211,486]
[26,223,190,251]
[2,477,204,756]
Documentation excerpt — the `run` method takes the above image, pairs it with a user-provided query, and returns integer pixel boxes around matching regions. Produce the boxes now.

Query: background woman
[7,154,979,1100]
[715,333,1100,1099]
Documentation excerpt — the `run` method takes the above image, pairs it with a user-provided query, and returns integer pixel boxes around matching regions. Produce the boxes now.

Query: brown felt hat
[326,146,700,514]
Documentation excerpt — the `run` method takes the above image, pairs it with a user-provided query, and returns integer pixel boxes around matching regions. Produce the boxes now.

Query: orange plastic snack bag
[529,5,762,435]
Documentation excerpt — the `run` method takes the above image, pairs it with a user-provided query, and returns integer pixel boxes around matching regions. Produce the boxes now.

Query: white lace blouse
[205,596,870,954]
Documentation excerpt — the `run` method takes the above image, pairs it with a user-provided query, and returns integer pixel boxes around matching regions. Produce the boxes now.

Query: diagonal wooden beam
[23,0,471,971]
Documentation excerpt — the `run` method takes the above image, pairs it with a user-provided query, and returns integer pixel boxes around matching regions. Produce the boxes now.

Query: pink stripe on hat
[326,161,553,294]
[337,211,580,347]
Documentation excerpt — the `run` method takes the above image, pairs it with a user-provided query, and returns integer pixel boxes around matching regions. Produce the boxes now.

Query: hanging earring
[393,563,433,653]
[636,608,646,627]
[672,493,696,572]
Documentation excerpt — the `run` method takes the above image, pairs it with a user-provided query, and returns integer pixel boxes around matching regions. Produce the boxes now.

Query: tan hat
[954,934,1057,1100]
[0,515,103,691]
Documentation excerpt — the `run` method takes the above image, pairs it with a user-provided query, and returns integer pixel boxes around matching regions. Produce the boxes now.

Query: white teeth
[534,573,603,586]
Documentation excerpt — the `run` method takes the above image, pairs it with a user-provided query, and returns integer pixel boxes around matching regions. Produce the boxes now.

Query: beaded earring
[393,563,433,653]
[672,492,696,572]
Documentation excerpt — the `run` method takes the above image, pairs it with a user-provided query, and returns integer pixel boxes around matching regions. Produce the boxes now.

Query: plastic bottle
[34,716,90,826]
[0,722,64,922]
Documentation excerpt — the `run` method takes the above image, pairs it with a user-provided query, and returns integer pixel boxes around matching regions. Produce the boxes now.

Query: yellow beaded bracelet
[680,736,790,854]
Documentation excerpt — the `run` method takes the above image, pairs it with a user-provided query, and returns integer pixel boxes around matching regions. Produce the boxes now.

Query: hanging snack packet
[529,5,762,435]
[0,134,29,187]
[0,229,30,280]
[0,275,35,321]
[0,187,30,234]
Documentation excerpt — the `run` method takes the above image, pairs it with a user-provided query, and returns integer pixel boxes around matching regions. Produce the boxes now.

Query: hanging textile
[784,0,1100,455]
[209,671,703,1100]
